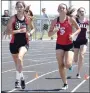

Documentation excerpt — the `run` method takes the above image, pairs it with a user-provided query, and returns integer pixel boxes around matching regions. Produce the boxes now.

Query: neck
[17,13,24,20]
[79,16,85,21]
[59,14,67,22]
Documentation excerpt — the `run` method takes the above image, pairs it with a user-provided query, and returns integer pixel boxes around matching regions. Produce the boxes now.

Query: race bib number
[60,27,65,35]
[15,21,21,30]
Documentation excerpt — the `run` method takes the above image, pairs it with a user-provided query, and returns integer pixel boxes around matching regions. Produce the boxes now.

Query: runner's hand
[20,28,27,33]
[53,26,59,32]
[69,34,74,41]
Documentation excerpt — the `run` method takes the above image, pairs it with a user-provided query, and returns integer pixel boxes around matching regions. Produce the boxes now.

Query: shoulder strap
[15,14,18,21]
[57,17,59,22]
[76,17,79,23]
[12,14,17,24]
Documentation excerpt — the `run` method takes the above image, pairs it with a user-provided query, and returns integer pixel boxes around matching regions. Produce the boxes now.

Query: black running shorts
[73,39,88,49]
[56,43,74,51]
[9,43,29,54]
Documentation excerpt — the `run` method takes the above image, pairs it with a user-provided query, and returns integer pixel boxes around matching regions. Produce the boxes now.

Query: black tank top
[12,15,28,44]
[76,18,88,41]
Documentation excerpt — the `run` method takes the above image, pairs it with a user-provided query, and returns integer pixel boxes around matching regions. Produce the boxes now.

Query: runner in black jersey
[6,1,34,89]
[73,7,89,79]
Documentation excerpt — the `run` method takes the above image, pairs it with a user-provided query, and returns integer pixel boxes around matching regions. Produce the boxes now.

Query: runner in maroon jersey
[6,1,34,89]
[48,3,81,90]
[73,7,89,79]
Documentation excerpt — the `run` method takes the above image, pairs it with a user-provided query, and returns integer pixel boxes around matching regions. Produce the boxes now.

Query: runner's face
[16,3,25,14]
[78,8,85,17]
[24,11,30,17]
[58,4,67,14]
[4,11,9,16]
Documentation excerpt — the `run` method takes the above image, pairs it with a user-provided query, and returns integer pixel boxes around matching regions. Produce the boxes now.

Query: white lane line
[2,61,13,64]
[4,62,89,92]
[2,61,56,73]
[2,52,89,58]
[1,54,55,59]
[2,53,56,59]
[2,49,55,54]
[3,55,88,60]
[71,76,90,92]
[7,64,82,92]
[2,47,55,50]
[2,57,56,61]
[1,51,88,54]
[2,60,89,73]
[2,57,88,65]
[2,59,40,64]
[8,69,58,92]
[12,71,42,73]
[2,50,47,55]
[2,52,56,56]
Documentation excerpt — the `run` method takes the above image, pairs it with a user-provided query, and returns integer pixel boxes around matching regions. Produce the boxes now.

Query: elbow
[77,27,81,34]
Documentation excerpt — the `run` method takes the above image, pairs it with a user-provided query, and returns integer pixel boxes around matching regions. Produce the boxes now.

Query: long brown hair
[58,3,75,17]
[25,5,33,16]
[25,5,34,22]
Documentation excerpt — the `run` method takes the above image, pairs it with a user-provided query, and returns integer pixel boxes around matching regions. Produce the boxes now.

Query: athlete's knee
[58,62,64,69]
[74,57,78,63]
[80,52,85,59]
[65,62,71,69]
[18,55,23,62]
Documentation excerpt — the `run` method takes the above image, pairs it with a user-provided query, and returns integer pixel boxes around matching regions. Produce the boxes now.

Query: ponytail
[66,6,76,17]
[25,5,33,16]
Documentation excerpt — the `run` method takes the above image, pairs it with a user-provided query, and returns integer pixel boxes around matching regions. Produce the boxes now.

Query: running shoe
[15,80,20,88]
[21,78,25,89]
[69,66,73,72]
[61,84,68,90]
[76,74,81,79]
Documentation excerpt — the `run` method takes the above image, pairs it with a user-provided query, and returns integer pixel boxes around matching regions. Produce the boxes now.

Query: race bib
[60,27,65,35]
[15,21,21,30]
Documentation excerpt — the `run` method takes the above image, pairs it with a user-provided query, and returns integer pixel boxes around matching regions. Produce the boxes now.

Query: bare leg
[56,50,67,84]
